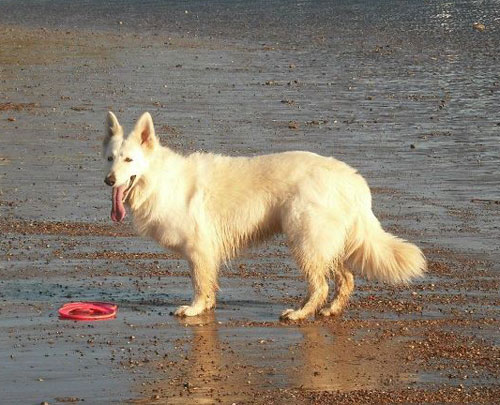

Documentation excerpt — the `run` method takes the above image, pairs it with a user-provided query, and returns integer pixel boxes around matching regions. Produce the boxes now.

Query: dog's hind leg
[280,209,347,321]
[174,251,218,317]
[280,202,351,321]
[280,254,330,321]
[319,264,354,317]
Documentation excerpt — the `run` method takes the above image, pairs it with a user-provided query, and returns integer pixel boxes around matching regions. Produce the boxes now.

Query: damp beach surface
[0,1,499,403]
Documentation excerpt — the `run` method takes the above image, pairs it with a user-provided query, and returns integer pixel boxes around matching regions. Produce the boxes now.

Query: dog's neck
[127,146,184,215]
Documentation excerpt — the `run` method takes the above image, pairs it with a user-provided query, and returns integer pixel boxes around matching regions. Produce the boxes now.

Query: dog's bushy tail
[345,209,426,284]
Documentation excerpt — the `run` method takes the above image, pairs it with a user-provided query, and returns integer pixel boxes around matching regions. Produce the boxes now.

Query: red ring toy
[58,302,118,321]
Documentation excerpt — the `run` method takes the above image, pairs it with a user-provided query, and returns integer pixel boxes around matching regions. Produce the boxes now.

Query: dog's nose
[104,174,116,186]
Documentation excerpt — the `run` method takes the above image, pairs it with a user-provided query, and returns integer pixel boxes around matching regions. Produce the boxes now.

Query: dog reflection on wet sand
[142,316,414,402]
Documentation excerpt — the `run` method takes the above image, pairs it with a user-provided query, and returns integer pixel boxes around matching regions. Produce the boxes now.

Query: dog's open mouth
[111,175,137,222]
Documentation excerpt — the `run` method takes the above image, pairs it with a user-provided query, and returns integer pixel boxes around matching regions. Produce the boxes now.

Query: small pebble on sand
[473,22,485,32]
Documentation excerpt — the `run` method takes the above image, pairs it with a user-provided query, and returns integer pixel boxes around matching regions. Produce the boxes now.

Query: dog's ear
[104,111,123,146]
[134,112,157,150]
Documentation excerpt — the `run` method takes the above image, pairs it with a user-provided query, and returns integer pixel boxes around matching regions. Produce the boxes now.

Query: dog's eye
[107,156,113,162]
[125,157,133,162]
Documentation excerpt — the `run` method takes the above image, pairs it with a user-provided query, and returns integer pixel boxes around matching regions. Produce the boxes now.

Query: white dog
[103,111,426,320]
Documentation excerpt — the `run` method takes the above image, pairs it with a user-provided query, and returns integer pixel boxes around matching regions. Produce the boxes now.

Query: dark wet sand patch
[0,219,135,237]
[0,102,38,111]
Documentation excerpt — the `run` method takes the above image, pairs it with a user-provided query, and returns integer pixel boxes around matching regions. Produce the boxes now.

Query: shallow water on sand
[0,1,499,403]
[1,0,498,253]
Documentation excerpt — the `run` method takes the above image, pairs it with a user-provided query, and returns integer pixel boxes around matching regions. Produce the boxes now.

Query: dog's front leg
[174,253,217,317]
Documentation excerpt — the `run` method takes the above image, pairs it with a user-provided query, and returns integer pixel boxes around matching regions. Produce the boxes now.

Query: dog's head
[103,111,158,222]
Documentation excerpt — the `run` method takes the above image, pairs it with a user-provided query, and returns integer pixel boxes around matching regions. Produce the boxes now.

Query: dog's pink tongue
[111,185,126,222]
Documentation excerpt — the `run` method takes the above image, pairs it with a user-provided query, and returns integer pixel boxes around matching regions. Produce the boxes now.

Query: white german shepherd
[103,111,426,320]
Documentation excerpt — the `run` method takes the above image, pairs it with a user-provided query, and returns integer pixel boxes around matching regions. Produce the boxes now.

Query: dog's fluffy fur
[103,111,426,320]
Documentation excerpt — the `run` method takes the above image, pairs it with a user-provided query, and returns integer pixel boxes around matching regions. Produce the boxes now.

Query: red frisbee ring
[58,302,118,321]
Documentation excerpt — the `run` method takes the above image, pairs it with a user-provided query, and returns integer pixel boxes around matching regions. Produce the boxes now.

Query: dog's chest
[140,208,194,251]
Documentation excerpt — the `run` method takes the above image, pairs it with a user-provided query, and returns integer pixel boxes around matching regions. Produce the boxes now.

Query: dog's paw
[174,305,206,317]
[319,308,335,317]
[319,303,344,317]
[280,308,306,321]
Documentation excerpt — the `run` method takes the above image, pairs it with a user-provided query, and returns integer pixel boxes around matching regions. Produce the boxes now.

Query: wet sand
[1,2,499,403]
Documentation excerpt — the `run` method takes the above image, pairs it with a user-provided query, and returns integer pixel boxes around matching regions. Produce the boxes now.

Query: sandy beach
[0,1,499,403]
